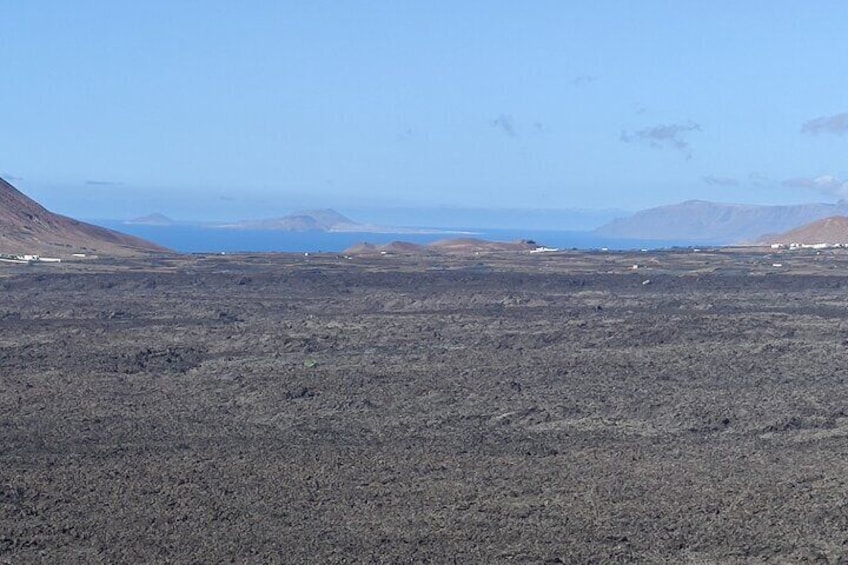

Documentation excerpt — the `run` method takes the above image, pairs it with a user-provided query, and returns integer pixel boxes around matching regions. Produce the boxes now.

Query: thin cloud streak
[620,121,701,159]
[491,114,518,138]
[782,174,848,198]
[570,75,597,87]
[801,112,848,135]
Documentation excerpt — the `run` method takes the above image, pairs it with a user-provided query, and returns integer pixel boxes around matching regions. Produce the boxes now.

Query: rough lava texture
[0,177,169,256]
[3,249,848,563]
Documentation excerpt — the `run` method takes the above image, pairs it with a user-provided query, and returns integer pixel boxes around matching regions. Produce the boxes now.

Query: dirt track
[2,248,848,563]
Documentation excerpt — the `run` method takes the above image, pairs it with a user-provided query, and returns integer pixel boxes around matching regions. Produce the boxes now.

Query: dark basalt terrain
[2,248,848,563]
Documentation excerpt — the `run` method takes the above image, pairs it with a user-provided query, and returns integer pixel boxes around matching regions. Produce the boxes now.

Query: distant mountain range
[122,206,624,234]
[0,177,168,256]
[595,200,848,244]
[229,201,848,244]
[118,198,848,248]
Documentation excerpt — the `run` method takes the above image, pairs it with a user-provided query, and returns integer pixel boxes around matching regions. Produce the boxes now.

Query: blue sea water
[95,221,697,254]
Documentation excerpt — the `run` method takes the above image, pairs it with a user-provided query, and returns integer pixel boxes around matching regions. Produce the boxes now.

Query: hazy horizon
[3,3,848,220]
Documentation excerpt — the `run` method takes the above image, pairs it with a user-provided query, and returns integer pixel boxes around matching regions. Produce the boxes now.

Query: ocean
[94,221,698,254]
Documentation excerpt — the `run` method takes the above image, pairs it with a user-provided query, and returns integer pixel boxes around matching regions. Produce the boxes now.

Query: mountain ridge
[0,177,169,256]
[595,200,848,243]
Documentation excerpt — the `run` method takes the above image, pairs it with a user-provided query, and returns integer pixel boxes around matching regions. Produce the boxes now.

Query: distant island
[125,213,176,226]
[125,200,848,245]
[118,200,848,250]
[221,209,469,234]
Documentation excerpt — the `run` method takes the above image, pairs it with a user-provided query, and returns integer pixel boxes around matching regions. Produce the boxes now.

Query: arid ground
[2,248,848,563]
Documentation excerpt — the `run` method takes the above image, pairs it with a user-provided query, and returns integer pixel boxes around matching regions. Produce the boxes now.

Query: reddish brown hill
[343,241,429,256]
[0,177,169,256]
[757,216,848,245]
[344,238,540,256]
[427,238,538,253]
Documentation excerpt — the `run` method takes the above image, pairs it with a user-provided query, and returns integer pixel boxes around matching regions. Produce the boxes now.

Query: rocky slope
[0,177,169,256]
[756,216,848,245]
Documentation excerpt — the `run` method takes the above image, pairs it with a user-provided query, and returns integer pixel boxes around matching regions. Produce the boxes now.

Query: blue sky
[2,2,848,221]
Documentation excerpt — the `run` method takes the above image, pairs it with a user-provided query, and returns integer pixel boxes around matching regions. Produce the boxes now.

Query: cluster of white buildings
[0,253,61,264]
[770,242,846,250]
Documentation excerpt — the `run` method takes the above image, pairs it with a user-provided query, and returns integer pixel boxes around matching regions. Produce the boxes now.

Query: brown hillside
[427,238,538,253]
[0,177,169,256]
[344,238,539,256]
[343,241,429,256]
[757,216,848,245]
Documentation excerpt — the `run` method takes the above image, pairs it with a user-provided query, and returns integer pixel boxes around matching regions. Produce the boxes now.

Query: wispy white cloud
[620,121,701,159]
[782,174,848,197]
[801,112,848,136]
[395,127,417,142]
